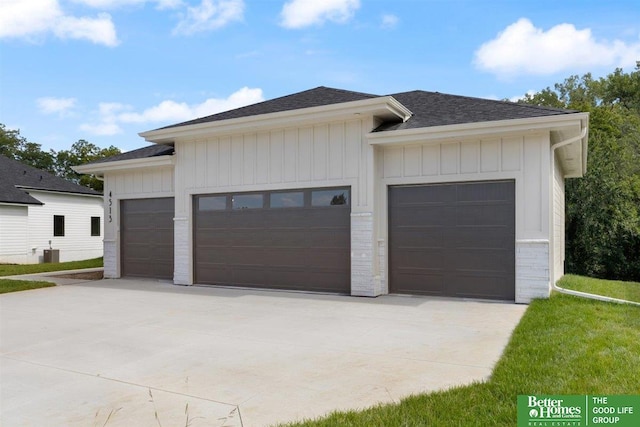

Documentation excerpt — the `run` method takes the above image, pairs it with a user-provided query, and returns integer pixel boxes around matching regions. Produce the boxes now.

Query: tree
[55,140,121,192]
[0,124,56,173]
[520,64,640,281]
[0,124,121,193]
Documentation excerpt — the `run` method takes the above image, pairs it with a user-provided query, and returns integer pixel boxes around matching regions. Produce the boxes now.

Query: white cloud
[280,0,360,29]
[509,90,536,103]
[0,0,118,46]
[80,87,264,135]
[70,0,183,10]
[37,97,78,116]
[474,18,640,78]
[172,0,244,35]
[381,14,398,29]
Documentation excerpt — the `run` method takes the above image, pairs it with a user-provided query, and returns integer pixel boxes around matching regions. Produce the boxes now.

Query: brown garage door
[389,181,515,300]
[121,198,174,280]
[194,187,350,293]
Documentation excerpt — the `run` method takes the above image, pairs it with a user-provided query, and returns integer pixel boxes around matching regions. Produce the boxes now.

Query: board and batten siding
[24,191,104,263]
[171,117,374,287]
[0,205,29,264]
[552,155,566,284]
[102,167,175,278]
[376,133,553,302]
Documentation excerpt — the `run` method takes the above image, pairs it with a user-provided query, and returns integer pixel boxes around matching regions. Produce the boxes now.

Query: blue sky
[1,0,639,153]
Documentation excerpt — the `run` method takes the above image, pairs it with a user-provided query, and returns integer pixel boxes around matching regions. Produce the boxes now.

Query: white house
[0,155,104,264]
[75,87,589,303]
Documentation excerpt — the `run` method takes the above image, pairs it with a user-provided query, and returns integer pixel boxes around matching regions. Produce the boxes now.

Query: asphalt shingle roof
[159,87,379,130]
[374,90,576,131]
[0,155,100,205]
[154,86,576,133]
[87,144,174,165]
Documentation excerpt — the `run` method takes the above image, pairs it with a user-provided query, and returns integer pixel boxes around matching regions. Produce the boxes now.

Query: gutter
[550,126,640,307]
[552,284,640,307]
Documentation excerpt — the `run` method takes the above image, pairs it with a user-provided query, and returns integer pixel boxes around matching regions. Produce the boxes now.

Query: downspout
[550,127,640,307]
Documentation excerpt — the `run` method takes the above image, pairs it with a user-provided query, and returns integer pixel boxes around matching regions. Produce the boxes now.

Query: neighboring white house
[75,87,589,303]
[0,155,104,264]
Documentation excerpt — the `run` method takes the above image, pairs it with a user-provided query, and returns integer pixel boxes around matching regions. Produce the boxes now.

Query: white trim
[0,202,34,207]
[73,154,175,174]
[367,113,589,146]
[139,97,412,143]
[517,239,550,244]
[19,188,103,199]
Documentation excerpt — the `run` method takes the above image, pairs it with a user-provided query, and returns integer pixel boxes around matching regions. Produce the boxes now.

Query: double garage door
[194,187,351,293]
[389,180,515,300]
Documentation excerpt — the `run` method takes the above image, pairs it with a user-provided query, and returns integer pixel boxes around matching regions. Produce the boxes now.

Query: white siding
[0,205,29,264]
[553,156,566,283]
[25,191,104,263]
[102,166,175,278]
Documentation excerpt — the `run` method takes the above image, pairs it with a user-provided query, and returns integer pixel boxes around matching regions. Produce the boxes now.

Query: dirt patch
[51,271,104,280]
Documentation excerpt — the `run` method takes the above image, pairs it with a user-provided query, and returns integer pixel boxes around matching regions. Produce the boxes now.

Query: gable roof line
[0,154,101,205]
[140,95,412,144]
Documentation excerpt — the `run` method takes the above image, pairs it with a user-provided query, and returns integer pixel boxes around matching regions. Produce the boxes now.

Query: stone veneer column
[350,212,382,296]
[515,240,550,303]
[173,217,191,285]
[103,239,117,278]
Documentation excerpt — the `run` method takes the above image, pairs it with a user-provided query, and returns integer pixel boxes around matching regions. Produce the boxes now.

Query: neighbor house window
[53,215,65,236]
[91,217,101,236]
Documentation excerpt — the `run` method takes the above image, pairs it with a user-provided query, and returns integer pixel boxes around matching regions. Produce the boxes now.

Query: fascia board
[0,201,38,207]
[139,96,413,143]
[367,113,589,146]
[19,188,103,199]
[73,155,175,174]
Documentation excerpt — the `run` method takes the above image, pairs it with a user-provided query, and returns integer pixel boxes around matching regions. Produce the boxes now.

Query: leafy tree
[1,124,121,193]
[0,124,56,173]
[520,63,640,281]
[55,140,121,192]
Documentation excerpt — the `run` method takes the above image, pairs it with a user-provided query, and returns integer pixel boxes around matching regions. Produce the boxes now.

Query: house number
[108,191,113,223]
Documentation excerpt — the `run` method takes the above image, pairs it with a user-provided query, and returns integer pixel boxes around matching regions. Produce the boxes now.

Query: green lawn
[280,278,640,427]
[559,274,640,303]
[0,279,56,294]
[0,257,103,277]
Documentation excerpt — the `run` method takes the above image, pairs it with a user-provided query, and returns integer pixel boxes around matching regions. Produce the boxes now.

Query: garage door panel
[392,269,445,295]
[121,198,174,280]
[391,228,444,247]
[194,188,350,293]
[390,181,514,301]
[390,248,444,269]
[390,206,456,226]
[456,181,513,202]
[453,273,512,299]
[393,184,455,205]
[456,204,514,226]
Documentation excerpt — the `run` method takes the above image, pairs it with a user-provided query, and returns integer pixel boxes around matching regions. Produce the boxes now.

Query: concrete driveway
[1,276,526,426]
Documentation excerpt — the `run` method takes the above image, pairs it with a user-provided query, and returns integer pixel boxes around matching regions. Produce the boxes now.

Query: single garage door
[389,181,515,300]
[120,198,174,280]
[194,187,350,293]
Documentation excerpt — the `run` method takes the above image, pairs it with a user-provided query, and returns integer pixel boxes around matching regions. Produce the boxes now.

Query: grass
[0,279,56,294]
[559,274,640,303]
[0,257,103,277]
[280,278,640,427]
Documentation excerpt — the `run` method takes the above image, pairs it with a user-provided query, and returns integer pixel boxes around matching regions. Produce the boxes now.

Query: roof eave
[367,112,590,146]
[73,153,176,174]
[139,96,413,144]
[16,187,103,198]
